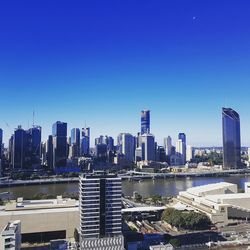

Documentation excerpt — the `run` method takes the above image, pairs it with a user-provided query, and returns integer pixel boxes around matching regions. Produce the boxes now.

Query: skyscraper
[46,135,53,170]
[222,108,241,169]
[117,133,135,162]
[71,128,80,158]
[79,172,124,250]
[81,127,90,156]
[141,133,155,161]
[164,136,172,156]
[29,126,42,167]
[52,121,67,169]
[186,145,194,162]
[0,128,3,159]
[177,133,186,164]
[141,110,150,134]
[13,126,28,169]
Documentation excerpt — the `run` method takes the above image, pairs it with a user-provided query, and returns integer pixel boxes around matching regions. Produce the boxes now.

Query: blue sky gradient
[1,0,250,146]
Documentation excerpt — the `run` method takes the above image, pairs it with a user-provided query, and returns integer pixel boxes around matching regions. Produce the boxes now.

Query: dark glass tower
[141,110,150,134]
[13,126,29,169]
[29,126,42,166]
[178,133,186,145]
[71,128,80,157]
[0,128,3,159]
[222,108,241,169]
[52,121,67,169]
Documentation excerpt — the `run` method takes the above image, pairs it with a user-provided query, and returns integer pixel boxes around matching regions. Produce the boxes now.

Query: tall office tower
[52,121,67,169]
[81,127,90,156]
[141,133,155,161]
[105,136,114,152]
[186,145,194,162]
[141,110,150,134]
[29,126,42,167]
[156,146,167,162]
[46,135,53,170]
[176,139,185,165]
[136,132,141,148]
[95,135,105,146]
[8,135,14,165]
[164,136,172,156]
[95,143,108,162]
[79,172,124,250]
[12,126,29,169]
[117,133,135,162]
[248,148,250,164]
[71,128,80,158]
[222,108,241,169]
[0,128,2,159]
[178,133,186,163]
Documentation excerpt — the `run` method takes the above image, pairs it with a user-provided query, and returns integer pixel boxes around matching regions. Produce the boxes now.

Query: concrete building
[176,139,185,165]
[0,220,21,250]
[79,172,124,250]
[0,197,78,242]
[186,145,194,162]
[163,136,172,156]
[177,182,250,227]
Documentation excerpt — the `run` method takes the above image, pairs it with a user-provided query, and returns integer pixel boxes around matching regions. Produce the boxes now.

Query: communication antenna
[33,110,35,127]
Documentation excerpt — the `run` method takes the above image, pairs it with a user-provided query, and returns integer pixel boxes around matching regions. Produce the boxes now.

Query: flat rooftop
[4,196,77,211]
[205,193,250,203]
[185,182,236,196]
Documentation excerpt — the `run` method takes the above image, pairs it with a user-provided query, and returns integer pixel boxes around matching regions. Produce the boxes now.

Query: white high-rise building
[164,136,172,156]
[0,220,21,250]
[117,133,135,162]
[186,145,194,162]
[141,133,155,161]
[176,139,185,165]
[79,172,124,250]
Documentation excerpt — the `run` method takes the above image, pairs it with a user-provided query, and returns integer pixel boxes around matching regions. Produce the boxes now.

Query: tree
[169,238,181,247]
[74,228,79,243]
[161,208,211,230]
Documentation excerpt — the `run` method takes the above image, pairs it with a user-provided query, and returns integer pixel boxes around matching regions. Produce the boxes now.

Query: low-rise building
[0,196,79,242]
[0,220,21,250]
[177,182,250,226]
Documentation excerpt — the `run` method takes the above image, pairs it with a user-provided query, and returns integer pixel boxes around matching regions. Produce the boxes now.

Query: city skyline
[1,1,250,146]
[0,107,249,148]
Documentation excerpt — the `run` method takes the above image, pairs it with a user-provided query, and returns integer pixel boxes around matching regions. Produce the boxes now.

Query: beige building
[177,182,250,226]
[0,196,79,242]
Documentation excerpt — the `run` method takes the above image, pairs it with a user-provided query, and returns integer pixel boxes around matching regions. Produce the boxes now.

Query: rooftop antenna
[33,110,35,127]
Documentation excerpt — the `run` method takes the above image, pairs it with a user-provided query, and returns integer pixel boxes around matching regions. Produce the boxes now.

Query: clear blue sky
[0,0,250,147]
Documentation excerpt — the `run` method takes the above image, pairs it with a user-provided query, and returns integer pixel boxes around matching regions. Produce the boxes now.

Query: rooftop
[185,182,236,196]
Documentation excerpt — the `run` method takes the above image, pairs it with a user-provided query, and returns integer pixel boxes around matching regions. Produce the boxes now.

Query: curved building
[222,108,241,169]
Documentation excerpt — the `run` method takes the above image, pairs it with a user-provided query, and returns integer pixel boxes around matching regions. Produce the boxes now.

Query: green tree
[74,228,80,243]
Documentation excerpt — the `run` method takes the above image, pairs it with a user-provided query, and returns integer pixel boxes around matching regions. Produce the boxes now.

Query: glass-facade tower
[222,108,241,169]
[141,110,150,135]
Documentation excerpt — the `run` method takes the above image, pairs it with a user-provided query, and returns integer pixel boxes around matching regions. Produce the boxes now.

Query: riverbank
[1,175,250,200]
[1,168,250,188]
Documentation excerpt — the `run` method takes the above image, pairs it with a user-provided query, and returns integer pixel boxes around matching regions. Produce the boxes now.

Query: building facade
[52,121,67,169]
[141,133,155,162]
[222,108,241,169]
[79,172,124,250]
[141,110,150,135]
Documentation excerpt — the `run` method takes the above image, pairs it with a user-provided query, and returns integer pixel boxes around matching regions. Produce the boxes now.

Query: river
[0,175,250,199]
